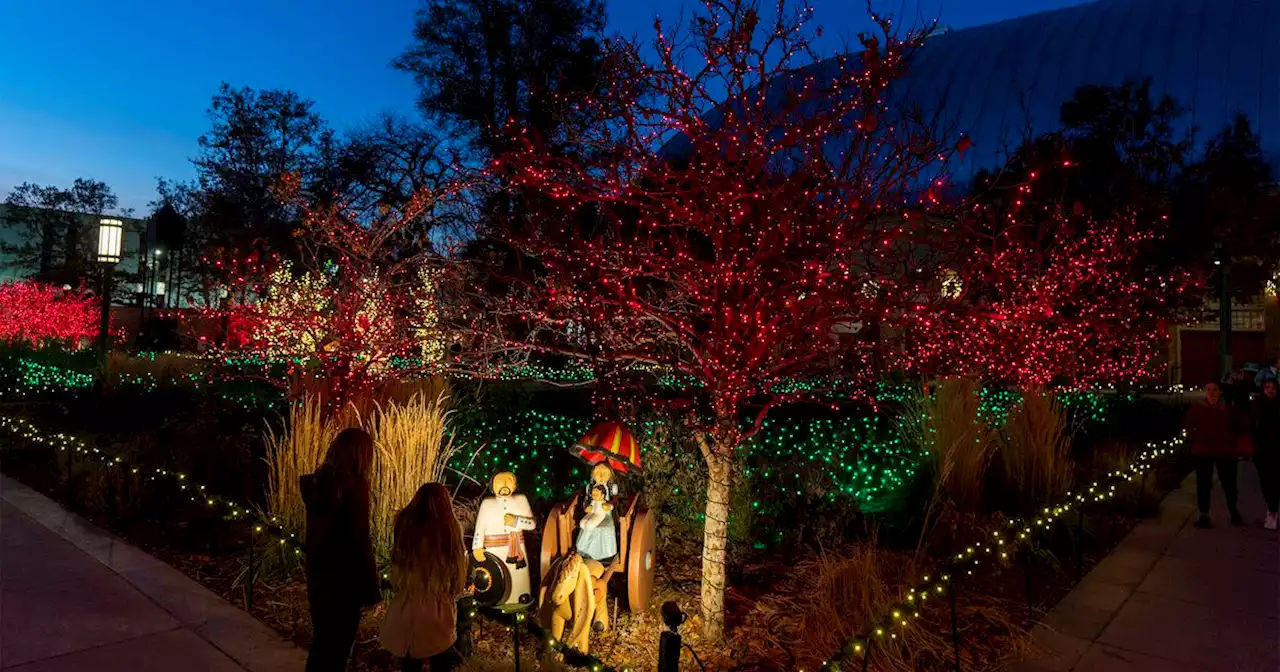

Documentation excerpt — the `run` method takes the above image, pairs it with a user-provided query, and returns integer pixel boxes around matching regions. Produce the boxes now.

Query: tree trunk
[699,434,734,642]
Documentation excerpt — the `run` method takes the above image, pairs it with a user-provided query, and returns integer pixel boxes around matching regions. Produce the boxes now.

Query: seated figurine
[575,483,618,563]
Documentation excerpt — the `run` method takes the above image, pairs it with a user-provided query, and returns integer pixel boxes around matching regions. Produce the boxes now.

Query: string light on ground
[816,431,1184,671]
[0,412,629,672]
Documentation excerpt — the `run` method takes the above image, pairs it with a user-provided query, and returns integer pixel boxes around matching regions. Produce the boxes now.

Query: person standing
[1255,356,1280,388]
[380,483,469,672]
[301,428,382,672]
[1184,382,1244,528]
[1253,379,1280,530]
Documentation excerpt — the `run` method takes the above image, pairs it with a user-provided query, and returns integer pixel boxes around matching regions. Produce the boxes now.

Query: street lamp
[97,218,124,362]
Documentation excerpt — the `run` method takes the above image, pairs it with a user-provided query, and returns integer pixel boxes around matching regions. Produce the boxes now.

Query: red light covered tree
[204,183,452,408]
[899,210,1197,386]
[0,280,101,350]
[464,0,963,639]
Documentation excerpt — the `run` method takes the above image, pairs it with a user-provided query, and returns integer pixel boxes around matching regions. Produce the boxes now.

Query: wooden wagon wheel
[625,507,657,612]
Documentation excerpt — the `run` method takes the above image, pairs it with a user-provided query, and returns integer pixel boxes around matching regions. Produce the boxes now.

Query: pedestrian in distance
[1184,382,1245,528]
[301,428,383,672]
[1253,379,1280,530]
[380,482,469,672]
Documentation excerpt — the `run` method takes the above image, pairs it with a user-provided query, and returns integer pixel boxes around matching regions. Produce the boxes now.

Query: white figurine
[472,471,536,607]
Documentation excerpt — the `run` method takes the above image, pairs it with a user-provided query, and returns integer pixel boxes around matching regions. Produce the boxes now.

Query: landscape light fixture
[97,218,124,264]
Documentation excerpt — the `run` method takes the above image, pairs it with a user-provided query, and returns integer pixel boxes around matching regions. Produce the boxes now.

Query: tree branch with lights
[201,176,461,408]
[453,0,969,641]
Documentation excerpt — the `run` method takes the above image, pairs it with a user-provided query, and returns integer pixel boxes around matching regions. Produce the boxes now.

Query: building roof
[887,0,1280,179]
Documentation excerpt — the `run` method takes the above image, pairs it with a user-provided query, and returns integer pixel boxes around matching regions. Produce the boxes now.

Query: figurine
[471,471,536,608]
[575,484,619,562]
[541,552,597,653]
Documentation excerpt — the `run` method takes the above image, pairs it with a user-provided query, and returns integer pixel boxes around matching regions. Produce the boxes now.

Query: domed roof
[887,0,1280,179]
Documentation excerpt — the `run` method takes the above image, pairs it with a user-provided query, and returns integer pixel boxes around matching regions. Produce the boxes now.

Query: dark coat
[301,470,381,609]
[1184,399,1234,457]
[1253,396,1280,461]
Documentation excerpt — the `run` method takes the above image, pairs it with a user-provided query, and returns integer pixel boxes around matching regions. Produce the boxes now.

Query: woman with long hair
[380,482,468,672]
[301,428,382,672]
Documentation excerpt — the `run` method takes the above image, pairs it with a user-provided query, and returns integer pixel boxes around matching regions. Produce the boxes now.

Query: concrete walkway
[0,474,304,671]
[1020,463,1280,671]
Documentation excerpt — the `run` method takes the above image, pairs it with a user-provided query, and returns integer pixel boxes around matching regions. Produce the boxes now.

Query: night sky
[0,0,1089,212]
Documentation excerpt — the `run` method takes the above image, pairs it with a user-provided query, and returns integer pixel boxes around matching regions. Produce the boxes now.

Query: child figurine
[575,486,618,563]
[585,463,619,499]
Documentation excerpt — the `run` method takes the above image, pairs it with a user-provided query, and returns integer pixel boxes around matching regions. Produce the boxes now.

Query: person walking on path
[1184,382,1244,528]
[301,428,383,672]
[1253,379,1280,530]
[380,482,469,672]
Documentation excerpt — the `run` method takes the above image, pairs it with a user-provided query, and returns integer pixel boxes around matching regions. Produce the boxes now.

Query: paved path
[0,474,304,671]
[1020,463,1280,671]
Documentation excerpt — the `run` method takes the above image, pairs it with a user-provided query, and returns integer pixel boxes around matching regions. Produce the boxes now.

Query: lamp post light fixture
[96,218,124,364]
[97,218,124,264]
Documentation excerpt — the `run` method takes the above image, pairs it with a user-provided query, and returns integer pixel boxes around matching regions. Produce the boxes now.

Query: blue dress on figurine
[575,484,618,562]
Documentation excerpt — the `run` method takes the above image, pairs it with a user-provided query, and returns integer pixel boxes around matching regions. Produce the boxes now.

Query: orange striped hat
[572,421,642,473]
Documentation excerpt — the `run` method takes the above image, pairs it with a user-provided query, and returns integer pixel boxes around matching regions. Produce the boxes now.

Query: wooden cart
[539,490,657,612]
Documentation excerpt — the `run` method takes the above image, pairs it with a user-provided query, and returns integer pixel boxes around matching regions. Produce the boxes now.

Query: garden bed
[0,366,1193,672]
[1,420,1188,672]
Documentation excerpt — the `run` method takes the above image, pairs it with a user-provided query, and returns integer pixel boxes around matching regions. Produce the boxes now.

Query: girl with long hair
[380,482,469,672]
[301,427,382,672]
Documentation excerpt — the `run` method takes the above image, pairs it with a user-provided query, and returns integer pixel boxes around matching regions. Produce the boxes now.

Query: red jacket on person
[1184,399,1235,457]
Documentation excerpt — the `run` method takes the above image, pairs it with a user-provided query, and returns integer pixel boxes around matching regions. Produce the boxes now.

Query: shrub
[998,387,1072,512]
[637,420,756,556]
[105,351,205,390]
[0,281,100,349]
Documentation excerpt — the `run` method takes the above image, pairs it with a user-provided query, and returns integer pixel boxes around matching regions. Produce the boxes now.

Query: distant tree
[1,178,128,287]
[973,78,1192,226]
[393,0,607,160]
[336,114,465,251]
[1171,114,1280,300]
[192,83,332,257]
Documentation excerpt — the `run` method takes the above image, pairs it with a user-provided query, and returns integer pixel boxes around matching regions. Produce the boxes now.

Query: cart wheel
[540,499,578,584]
[625,508,656,612]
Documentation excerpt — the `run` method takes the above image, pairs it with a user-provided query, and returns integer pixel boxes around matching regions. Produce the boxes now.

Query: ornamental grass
[999,387,1073,513]
[741,539,962,671]
[901,377,995,513]
[367,387,457,558]
[264,395,342,539]
[263,377,456,560]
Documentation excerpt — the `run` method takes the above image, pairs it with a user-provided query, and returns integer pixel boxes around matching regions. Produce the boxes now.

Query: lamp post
[97,218,123,364]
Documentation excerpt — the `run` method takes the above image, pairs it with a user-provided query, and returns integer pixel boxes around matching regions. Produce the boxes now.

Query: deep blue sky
[0,0,1088,213]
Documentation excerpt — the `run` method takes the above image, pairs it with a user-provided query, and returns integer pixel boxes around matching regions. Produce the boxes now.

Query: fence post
[511,612,521,672]
[1021,548,1033,624]
[1075,506,1086,582]
[105,465,116,517]
[63,449,73,508]
[245,539,255,612]
[949,574,961,672]
[1133,470,1148,514]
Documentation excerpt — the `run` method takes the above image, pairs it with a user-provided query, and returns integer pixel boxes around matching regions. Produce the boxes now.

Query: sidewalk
[1019,463,1280,671]
[0,474,304,671]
